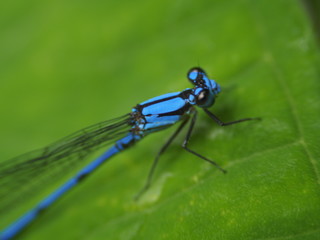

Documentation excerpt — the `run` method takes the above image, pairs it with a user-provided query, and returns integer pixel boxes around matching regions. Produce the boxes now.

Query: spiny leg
[134,117,190,200]
[182,110,227,173]
[204,108,261,126]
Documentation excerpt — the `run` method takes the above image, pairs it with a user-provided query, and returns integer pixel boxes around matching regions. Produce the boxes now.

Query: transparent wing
[0,113,133,215]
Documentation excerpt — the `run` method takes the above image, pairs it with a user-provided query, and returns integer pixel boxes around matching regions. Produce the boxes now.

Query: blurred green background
[0,0,320,239]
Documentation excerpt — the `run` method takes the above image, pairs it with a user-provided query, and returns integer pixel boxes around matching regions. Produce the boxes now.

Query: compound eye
[196,89,209,106]
[187,67,206,85]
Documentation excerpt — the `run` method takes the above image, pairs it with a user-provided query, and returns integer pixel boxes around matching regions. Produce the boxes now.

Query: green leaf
[0,0,319,239]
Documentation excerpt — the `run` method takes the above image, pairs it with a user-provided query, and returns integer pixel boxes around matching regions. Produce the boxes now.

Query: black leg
[134,117,190,200]
[182,110,227,174]
[203,109,261,126]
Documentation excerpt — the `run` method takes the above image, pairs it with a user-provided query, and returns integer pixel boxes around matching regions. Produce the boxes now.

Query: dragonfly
[0,67,259,240]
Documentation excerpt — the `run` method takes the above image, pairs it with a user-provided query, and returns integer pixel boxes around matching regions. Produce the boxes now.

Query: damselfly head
[187,67,221,108]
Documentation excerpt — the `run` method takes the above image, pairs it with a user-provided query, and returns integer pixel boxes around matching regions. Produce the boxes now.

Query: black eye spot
[187,67,207,86]
[196,90,208,105]
[198,78,205,85]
